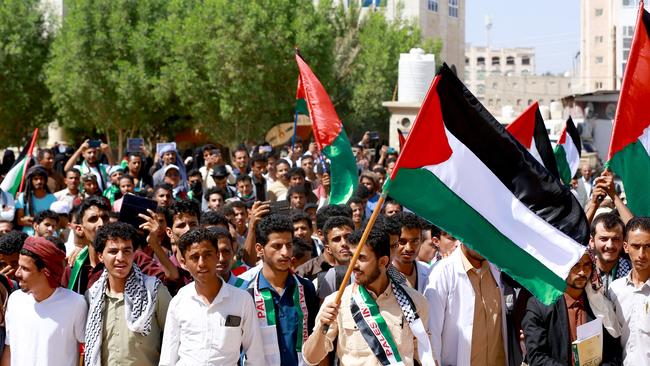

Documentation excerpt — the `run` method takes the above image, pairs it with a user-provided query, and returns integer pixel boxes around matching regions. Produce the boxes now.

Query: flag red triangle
[397,129,406,149]
[506,101,538,149]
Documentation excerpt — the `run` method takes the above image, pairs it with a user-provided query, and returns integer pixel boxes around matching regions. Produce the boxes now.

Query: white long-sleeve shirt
[159,279,264,366]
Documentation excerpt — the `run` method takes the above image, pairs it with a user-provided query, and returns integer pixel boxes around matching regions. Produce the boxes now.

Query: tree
[0,0,54,147]
[46,0,183,153]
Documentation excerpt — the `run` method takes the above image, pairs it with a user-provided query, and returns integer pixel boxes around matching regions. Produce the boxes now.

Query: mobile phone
[88,139,102,148]
[118,195,158,229]
[269,200,291,216]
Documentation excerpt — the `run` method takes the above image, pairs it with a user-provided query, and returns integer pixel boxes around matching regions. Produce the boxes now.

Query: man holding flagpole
[302,228,435,366]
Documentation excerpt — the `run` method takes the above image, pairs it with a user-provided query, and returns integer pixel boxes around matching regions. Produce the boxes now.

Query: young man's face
[360,177,375,194]
[290,192,306,210]
[181,240,219,283]
[110,171,123,185]
[590,222,624,265]
[84,148,98,164]
[0,222,13,235]
[213,176,228,191]
[352,244,386,286]
[234,151,248,170]
[435,231,460,257]
[207,193,224,211]
[418,229,437,263]
[232,207,248,229]
[251,161,267,177]
[39,152,54,170]
[350,202,364,224]
[625,229,650,273]
[31,175,46,191]
[99,238,135,282]
[276,163,289,183]
[215,237,236,278]
[301,158,314,176]
[325,226,353,264]
[16,255,48,293]
[83,179,99,195]
[80,206,110,243]
[65,171,80,191]
[566,253,592,291]
[293,219,312,241]
[167,213,199,245]
[154,188,172,207]
[164,169,181,187]
[384,203,402,217]
[34,218,58,238]
[188,175,202,188]
[257,231,293,272]
[236,180,253,197]
[394,227,421,267]
[128,155,142,173]
[162,152,175,165]
[289,175,305,188]
[119,178,135,195]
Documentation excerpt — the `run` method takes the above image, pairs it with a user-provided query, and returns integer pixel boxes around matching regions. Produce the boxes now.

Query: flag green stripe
[0,158,25,196]
[323,130,358,204]
[608,141,650,216]
[388,168,566,305]
[553,145,572,185]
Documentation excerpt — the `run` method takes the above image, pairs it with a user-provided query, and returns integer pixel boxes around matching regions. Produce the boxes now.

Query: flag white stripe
[640,125,650,157]
[563,133,581,180]
[424,129,585,279]
[528,138,546,168]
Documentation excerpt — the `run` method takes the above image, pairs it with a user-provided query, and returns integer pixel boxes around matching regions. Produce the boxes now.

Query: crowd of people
[0,132,646,366]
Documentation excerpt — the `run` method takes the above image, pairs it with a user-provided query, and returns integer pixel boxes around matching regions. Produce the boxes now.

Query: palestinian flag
[385,65,588,305]
[554,117,582,185]
[506,101,560,179]
[296,53,357,204]
[0,128,38,196]
[607,2,650,217]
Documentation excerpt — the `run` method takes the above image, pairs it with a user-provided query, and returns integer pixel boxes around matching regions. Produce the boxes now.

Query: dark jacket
[522,293,622,366]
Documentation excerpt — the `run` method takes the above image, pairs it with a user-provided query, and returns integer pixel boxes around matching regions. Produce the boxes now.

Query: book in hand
[572,318,603,366]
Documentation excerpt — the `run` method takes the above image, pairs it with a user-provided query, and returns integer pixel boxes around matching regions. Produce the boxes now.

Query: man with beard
[608,217,650,365]
[84,222,171,366]
[250,154,268,202]
[15,166,57,235]
[590,213,631,291]
[296,216,354,281]
[523,253,622,365]
[2,237,87,366]
[37,148,65,193]
[302,228,434,366]
[247,215,318,366]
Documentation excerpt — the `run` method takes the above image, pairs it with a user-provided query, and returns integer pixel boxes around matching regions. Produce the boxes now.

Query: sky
[465,0,580,75]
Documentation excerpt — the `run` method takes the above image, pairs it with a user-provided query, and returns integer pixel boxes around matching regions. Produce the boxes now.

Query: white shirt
[608,273,650,365]
[159,279,264,366]
[5,287,87,366]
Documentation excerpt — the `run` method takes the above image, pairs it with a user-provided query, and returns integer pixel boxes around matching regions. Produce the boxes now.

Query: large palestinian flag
[296,53,357,204]
[386,64,588,305]
[554,117,582,185]
[0,128,38,196]
[607,2,650,217]
[506,101,560,179]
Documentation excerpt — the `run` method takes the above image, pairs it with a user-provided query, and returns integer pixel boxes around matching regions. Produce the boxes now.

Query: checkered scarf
[84,265,160,366]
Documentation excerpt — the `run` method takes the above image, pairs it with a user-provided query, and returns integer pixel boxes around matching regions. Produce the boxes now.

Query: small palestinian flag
[607,1,650,217]
[296,53,357,204]
[554,117,582,185]
[386,64,588,305]
[506,101,560,179]
[0,128,38,196]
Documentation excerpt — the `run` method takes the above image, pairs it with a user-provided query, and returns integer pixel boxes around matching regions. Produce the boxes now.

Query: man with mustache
[590,213,631,292]
[296,216,354,281]
[522,252,622,365]
[392,212,431,293]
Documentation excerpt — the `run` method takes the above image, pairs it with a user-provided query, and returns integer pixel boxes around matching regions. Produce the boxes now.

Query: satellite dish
[265,115,312,147]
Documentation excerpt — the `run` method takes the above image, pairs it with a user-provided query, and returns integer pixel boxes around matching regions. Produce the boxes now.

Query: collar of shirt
[188,277,231,307]
[460,249,489,274]
[624,271,650,291]
[563,292,585,310]
[258,270,295,297]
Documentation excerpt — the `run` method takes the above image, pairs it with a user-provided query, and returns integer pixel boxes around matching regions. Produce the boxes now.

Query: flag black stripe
[532,108,560,179]
[566,116,582,154]
[435,64,589,246]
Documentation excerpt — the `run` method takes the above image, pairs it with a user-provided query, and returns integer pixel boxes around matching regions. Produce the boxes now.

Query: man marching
[302,228,435,366]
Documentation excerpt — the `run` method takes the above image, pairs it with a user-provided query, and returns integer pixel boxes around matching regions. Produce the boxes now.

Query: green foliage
[43,0,442,147]
[0,0,54,147]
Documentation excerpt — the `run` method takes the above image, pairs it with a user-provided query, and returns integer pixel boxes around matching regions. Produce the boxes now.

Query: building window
[527,99,533,105]
[477,70,485,80]
[595,8,603,16]
[427,0,438,11]
[488,98,493,105]
[477,57,485,66]
[492,82,498,88]
[516,99,522,106]
[522,56,530,65]
[596,56,604,64]
[595,81,604,89]
[448,0,458,17]
[506,56,515,65]
[491,56,500,65]
[595,35,604,43]
[521,69,530,75]
[623,0,637,7]
[465,57,469,65]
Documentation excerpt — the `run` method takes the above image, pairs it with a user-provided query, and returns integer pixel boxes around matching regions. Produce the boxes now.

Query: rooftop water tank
[398,48,436,103]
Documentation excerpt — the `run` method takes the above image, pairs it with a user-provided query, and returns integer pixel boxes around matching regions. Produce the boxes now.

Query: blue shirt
[16,192,57,235]
[366,192,380,217]
[257,272,301,366]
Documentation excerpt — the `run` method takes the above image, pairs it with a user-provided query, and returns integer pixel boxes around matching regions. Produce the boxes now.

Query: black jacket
[522,293,622,366]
